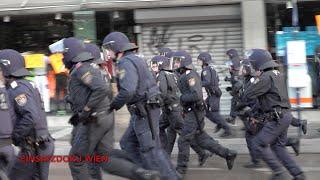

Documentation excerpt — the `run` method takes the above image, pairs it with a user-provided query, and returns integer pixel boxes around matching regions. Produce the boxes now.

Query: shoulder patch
[81,72,93,85]
[273,70,280,76]
[202,70,207,76]
[188,77,196,86]
[250,77,255,83]
[15,94,27,106]
[118,69,126,80]
[10,81,18,89]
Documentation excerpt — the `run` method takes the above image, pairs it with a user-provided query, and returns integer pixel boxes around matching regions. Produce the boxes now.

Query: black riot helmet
[197,52,213,65]
[151,55,170,71]
[102,32,138,54]
[0,49,31,78]
[245,49,279,71]
[172,50,194,70]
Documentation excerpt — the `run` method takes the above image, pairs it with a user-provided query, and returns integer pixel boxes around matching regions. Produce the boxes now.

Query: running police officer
[197,52,232,137]
[153,55,211,166]
[225,49,241,124]
[0,66,15,179]
[0,49,55,180]
[102,32,179,180]
[173,50,237,174]
[53,37,160,180]
[242,49,305,180]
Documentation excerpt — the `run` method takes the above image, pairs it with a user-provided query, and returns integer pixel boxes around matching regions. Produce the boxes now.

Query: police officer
[102,32,179,180]
[0,68,15,179]
[58,37,160,180]
[173,50,237,174]
[242,49,305,180]
[0,49,55,180]
[238,59,305,168]
[225,49,241,124]
[197,52,232,137]
[236,59,264,168]
[153,55,211,166]
[152,55,180,154]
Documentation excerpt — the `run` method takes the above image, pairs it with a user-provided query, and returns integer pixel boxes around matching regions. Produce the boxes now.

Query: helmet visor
[172,56,185,70]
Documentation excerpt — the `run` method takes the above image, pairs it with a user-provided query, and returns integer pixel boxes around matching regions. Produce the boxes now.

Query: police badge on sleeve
[15,94,27,106]
[81,72,93,85]
[188,77,196,86]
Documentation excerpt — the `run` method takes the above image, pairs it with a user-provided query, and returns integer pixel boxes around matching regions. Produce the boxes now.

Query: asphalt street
[45,108,320,179]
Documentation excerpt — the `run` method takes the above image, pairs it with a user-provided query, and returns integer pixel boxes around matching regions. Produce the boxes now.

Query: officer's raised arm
[110,60,138,110]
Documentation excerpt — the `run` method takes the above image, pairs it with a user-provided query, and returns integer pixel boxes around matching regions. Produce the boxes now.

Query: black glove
[78,110,91,122]
[64,95,72,104]
[69,113,80,126]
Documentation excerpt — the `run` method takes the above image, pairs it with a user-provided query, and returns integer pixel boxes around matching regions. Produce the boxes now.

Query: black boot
[214,124,222,133]
[225,150,237,170]
[226,117,236,125]
[198,151,213,166]
[301,120,307,135]
[134,168,160,180]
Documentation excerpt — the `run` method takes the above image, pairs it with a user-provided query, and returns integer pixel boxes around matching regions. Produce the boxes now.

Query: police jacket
[242,69,291,112]
[110,52,160,110]
[0,86,14,139]
[68,58,112,113]
[157,70,180,106]
[7,79,48,144]
[178,70,203,107]
[201,66,222,97]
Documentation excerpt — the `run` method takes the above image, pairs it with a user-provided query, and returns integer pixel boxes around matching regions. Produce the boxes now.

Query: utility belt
[265,107,289,122]
[182,101,205,113]
[0,138,12,148]
[129,97,161,117]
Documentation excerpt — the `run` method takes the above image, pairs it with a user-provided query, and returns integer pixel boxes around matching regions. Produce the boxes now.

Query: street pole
[296,87,302,138]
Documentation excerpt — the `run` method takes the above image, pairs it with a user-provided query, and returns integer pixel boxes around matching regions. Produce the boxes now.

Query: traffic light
[316,15,320,34]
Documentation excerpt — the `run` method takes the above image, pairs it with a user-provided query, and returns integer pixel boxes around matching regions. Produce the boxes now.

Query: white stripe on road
[51,127,73,139]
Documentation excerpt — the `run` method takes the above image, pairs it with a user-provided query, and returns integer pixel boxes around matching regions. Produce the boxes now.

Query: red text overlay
[19,155,109,163]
